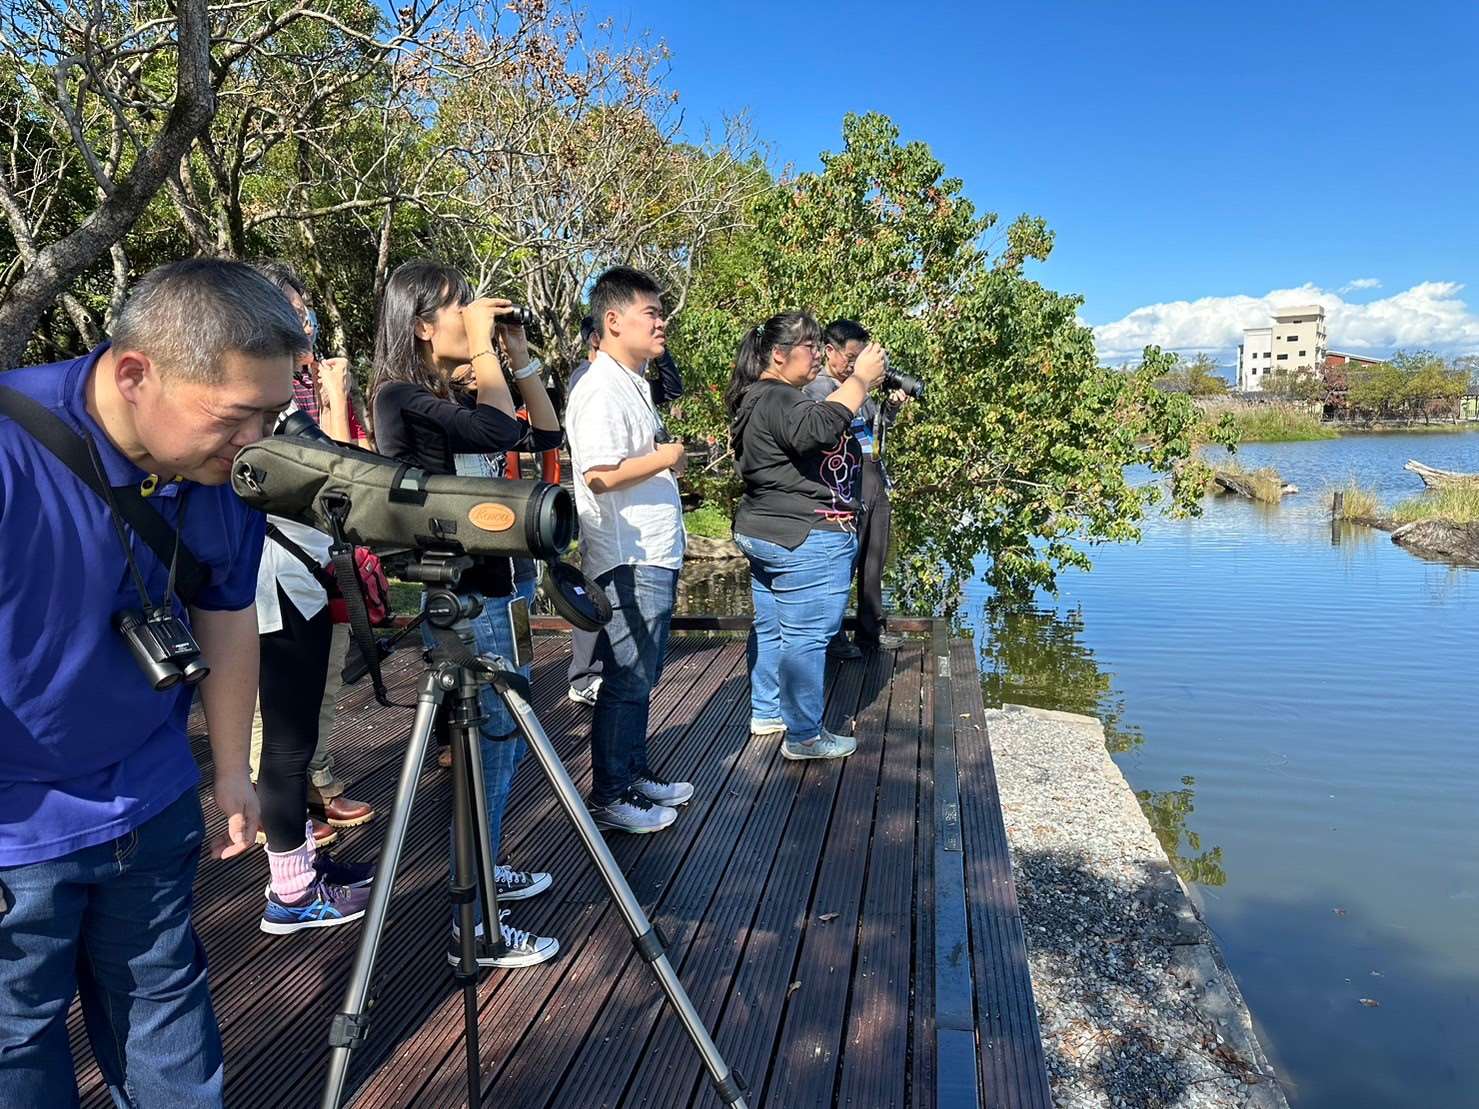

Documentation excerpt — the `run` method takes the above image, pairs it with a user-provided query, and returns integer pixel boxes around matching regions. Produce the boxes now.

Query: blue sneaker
[260,878,371,935]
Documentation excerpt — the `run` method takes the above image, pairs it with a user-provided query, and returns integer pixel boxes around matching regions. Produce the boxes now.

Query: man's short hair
[111,259,309,384]
[579,315,597,346]
[253,259,309,301]
[823,319,870,348]
[588,266,662,339]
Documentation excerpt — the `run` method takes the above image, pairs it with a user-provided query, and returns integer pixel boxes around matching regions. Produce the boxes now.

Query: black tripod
[321,565,747,1109]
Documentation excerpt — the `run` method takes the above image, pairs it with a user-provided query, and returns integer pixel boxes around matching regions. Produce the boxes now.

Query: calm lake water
[957,430,1479,1108]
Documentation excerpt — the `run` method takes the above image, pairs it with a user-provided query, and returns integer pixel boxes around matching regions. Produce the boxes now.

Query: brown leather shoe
[309,789,376,829]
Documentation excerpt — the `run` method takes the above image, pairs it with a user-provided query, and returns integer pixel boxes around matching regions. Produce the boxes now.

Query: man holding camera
[0,260,304,1104]
[565,267,694,833]
[804,319,908,657]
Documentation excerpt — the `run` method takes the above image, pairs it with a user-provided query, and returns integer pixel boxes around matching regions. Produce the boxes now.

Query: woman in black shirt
[370,260,563,967]
[726,311,886,761]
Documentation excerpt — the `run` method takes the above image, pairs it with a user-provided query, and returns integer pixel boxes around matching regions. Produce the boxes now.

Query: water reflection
[972,598,1226,887]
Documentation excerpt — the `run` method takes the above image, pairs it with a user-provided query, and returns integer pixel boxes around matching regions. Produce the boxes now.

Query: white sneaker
[750,717,785,738]
[495,864,552,901]
[567,677,602,706]
[590,790,678,833]
[448,910,560,968]
[782,725,858,761]
[632,772,695,807]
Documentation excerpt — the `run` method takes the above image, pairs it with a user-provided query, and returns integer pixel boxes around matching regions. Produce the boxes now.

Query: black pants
[837,458,891,646]
[258,586,332,851]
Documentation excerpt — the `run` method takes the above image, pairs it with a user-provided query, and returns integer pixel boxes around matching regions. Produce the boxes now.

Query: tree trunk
[0,0,216,369]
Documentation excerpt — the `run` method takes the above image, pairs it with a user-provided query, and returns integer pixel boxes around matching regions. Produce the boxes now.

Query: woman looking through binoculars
[369,260,563,968]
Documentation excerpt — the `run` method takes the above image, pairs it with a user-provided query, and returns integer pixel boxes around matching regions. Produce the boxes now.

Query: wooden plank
[933,626,981,1109]
[834,645,926,1109]
[764,646,904,1107]
[951,638,1053,1109]
[910,632,938,1109]
[683,658,870,1109]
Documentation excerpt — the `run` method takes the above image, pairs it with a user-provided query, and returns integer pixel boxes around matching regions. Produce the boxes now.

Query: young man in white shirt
[565,267,694,832]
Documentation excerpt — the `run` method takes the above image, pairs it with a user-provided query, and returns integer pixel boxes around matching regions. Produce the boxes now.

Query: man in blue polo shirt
[0,259,305,1105]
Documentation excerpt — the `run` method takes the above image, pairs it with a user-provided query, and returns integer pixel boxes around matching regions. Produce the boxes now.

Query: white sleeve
[568,384,639,472]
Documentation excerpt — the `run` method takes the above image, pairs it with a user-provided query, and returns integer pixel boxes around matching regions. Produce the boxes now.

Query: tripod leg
[322,669,445,1109]
[491,671,750,1109]
[456,661,503,953]
[449,708,486,1109]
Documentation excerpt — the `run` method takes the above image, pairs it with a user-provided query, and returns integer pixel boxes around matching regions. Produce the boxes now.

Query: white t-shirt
[566,350,685,580]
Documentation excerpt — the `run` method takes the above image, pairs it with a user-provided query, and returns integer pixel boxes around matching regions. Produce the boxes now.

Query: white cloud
[1090,281,1479,363]
[1340,277,1382,293]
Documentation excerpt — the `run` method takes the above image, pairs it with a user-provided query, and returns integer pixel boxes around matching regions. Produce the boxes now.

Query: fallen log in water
[1389,519,1479,565]
[1212,470,1298,502]
[1403,459,1479,490]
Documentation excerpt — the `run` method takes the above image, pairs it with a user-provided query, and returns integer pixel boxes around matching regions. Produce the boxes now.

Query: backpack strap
[0,385,209,605]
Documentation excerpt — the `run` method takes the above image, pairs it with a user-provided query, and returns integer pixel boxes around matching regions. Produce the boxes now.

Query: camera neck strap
[0,385,208,606]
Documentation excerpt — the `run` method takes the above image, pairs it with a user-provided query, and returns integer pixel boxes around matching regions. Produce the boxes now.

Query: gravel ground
[986,704,1289,1109]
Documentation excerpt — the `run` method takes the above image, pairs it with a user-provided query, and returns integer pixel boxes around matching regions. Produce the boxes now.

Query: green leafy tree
[1258,366,1324,404]
[1155,352,1228,396]
[671,113,1224,604]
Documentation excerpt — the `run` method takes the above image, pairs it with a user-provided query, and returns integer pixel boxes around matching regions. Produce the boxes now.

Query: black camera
[882,367,925,400]
[117,605,210,690]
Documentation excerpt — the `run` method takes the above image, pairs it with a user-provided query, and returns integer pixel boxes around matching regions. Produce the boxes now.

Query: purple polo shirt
[0,346,265,866]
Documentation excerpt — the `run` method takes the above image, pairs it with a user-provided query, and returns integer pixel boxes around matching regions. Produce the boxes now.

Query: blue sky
[605,0,1479,362]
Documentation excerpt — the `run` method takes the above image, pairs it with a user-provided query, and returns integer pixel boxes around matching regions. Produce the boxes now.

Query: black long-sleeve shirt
[730,380,862,549]
[372,381,564,594]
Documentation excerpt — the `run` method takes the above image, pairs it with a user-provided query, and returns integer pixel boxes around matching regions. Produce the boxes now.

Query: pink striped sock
[267,821,317,902]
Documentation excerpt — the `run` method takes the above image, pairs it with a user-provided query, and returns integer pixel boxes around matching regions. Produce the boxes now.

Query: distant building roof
[1271,304,1325,320]
[1242,326,1272,336]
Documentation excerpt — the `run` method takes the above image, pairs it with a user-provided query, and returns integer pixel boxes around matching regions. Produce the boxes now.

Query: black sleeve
[649,350,684,407]
[381,382,532,454]
[527,423,565,453]
[776,393,854,456]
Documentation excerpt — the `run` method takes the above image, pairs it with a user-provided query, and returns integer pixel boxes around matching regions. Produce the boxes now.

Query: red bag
[327,547,392,627]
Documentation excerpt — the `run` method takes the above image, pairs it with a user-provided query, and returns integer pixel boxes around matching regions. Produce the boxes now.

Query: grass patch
[683,502,732,540]
[1331,481,1381,520]
[1198,400,1337,443]
[1391,485,1479,525]
[388,579,422,616]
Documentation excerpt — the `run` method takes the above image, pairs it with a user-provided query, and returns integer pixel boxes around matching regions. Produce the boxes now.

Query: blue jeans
[422,578,536,925]
[0,789,222,1108]
[734,529,858,742]
[589,564,678,806]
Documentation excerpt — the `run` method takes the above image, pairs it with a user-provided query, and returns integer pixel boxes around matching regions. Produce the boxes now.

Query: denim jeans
[0,789,222,1108]
[422,577,536,926]
[734,529,858,742]
[589,564,678,806]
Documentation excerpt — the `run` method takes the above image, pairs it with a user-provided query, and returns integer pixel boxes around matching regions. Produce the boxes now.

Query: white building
[1237,305,1328,392]
[1237,327,1272,391]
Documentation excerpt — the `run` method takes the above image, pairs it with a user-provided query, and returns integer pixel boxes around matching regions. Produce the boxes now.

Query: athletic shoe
[496,864,552,901]
[262,853,375,900]
[447,910,559,968]
[632,772,695,807]
[259,878,371,934]
[567,677,602,706]
[590,790,678,834]
[782,725,858,761]
[750,717,786,739]
[860,632,907,651]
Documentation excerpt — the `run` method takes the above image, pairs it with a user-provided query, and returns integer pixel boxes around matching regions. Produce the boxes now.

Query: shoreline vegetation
[1205,457,1295,504]
[1193,398,1479,445]
[1333,480,1479,565]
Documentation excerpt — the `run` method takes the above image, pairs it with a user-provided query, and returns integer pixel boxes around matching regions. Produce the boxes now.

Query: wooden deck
[72,622,1051,1108]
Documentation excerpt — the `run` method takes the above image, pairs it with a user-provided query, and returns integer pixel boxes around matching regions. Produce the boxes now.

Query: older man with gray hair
[0,259,305,1105]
